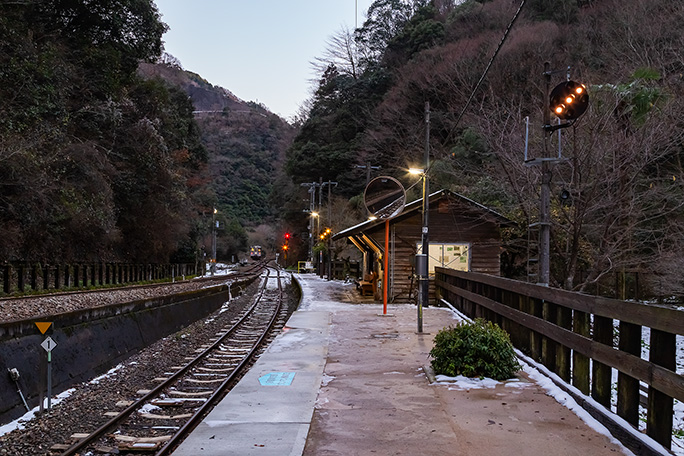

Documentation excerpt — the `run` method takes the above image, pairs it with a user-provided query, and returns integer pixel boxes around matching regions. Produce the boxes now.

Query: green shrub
[429,319,520,380]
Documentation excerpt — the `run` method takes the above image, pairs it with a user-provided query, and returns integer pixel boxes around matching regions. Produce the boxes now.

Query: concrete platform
[173,274,631,456]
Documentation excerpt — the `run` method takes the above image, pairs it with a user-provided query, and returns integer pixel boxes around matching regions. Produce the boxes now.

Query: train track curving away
[49,266,287,455]
[0,262,299,456]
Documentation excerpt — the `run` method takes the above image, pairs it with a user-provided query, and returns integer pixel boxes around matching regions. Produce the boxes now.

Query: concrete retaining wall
[0,280,252,424]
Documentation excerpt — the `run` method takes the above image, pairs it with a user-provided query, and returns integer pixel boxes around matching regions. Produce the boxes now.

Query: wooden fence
[435,267,682,454]
[1,262,204,296]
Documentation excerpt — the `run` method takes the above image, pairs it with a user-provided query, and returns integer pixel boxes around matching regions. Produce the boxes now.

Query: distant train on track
[250,245,262,260]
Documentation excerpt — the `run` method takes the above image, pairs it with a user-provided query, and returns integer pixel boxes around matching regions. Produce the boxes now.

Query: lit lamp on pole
[409,167,429,332]
[309,211,319,263]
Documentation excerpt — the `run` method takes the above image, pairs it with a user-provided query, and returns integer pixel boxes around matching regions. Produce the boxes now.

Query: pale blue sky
[153,1,375,119]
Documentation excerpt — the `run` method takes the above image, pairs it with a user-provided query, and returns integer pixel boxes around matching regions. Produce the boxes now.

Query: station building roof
[333,189,515,241]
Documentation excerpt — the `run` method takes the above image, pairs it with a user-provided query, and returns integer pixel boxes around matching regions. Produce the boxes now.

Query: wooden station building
[333,189,515,303]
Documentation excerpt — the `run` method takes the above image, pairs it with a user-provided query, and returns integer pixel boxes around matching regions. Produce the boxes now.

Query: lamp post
[408,101,430,333]
[409,168,428,333]
[309,211,318,263]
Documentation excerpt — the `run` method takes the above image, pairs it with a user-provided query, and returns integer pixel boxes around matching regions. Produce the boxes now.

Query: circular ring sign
[364,176,406,219]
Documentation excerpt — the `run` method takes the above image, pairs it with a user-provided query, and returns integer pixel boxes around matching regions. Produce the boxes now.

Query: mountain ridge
[138,62,250,113]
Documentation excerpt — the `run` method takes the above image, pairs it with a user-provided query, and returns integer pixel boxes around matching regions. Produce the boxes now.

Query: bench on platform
[358,272,377,296]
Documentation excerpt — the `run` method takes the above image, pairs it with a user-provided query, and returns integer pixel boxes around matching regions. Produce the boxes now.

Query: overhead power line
[451,0,527,132]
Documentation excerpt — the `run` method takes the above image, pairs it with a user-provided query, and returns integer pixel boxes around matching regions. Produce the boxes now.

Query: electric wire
[449,0,527,141]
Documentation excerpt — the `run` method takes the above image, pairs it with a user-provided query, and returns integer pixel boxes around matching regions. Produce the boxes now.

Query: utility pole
[300,182,319,263]
[356,162,381,186]
[539,64,552,286]
[528,62,589,287]
[325,180,338,280]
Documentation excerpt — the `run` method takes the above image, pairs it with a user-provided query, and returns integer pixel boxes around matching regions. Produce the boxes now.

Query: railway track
[54,266,286,456]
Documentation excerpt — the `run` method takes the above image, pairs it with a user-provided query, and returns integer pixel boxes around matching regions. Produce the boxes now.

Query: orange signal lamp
[549,80,589,120]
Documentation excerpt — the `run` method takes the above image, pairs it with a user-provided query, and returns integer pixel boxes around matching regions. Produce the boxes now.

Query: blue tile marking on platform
[258,372,296,386]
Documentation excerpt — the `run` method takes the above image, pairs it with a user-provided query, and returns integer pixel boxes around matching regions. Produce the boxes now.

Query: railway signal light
[549,81,589,120]
[319,228,332,241]
[284,232,290,240]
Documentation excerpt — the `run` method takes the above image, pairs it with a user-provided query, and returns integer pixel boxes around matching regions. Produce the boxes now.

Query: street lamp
[409,168,429,333]
[407,101,431,333]
[309,211,319,263]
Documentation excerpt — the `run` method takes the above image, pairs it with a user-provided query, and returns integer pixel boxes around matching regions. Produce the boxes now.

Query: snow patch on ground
[434,375,501,390]
[89,363,124,384]
[0,388,76,437]
[138,403,161,414]
[321,373,335,387]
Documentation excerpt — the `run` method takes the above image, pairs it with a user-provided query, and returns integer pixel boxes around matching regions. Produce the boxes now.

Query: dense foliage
[430,319,520,380]
[0,0,210,263]
[285,0,684,297]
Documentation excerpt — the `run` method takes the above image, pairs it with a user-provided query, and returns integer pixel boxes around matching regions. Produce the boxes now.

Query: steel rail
[156,268,283,455]
[59,266,279,456]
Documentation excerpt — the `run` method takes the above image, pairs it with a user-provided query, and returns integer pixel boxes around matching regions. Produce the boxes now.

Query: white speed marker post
[36,322,55,410]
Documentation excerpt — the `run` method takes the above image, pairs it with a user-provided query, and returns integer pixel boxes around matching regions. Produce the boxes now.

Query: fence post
[17,264,25,292]
[529,297,542,361]
[3,264,11,294]
[647,329,675,449]
[572,309,590,395]
[592,315,613,407]
[31,264,39,291]
[541,301,557,372]
[73,264,80,288]
[43,264,50,291]
[64,264,71,288]
[555,304,571,382]
[617,321,641,426]
[54,265,61,290]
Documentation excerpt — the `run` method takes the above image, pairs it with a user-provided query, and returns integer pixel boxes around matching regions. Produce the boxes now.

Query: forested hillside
[139,62,296,258]
[0,1,294,265]
[285,0,684,296]
[0,0,210,264]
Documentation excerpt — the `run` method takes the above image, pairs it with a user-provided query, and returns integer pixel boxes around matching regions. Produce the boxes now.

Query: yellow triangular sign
[35,322,52,334]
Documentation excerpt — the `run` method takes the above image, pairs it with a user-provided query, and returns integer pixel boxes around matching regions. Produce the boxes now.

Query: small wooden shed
[333,189,515,303]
